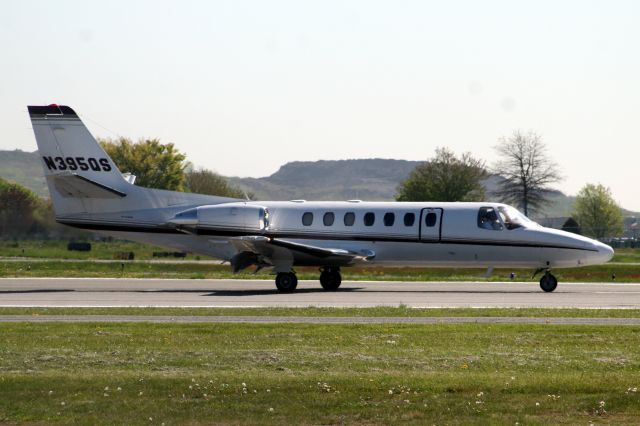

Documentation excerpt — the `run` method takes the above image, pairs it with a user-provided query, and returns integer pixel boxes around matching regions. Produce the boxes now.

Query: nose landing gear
[539,271,558,292]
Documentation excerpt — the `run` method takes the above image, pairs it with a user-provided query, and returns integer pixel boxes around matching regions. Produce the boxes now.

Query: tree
[572,183,623,239]
[99,137,188,190]
[492,130,560,216]
[396,147,486,202]
[185,168,252,199]
[0,178,42,238]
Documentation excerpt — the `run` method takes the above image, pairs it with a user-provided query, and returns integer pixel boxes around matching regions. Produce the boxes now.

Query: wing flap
[228,236,375,272]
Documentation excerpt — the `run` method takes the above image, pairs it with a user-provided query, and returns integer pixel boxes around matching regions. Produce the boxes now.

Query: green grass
[612,248,640,263]
[2,306,640,318]
[1,259,639,282]
[0,239,213,261]
[0,322,639,424]
[2,239,639,263]
[2,240,639,282]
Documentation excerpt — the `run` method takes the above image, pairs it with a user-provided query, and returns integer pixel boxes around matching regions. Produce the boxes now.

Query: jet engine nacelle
[169,203,269,232]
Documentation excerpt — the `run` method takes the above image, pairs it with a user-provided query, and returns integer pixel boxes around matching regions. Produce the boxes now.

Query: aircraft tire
[275,272,298,293]
[539,272,558,292]
[320,270,342,291]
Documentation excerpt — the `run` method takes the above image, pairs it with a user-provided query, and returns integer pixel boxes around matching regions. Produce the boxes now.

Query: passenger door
[419,208,443,242]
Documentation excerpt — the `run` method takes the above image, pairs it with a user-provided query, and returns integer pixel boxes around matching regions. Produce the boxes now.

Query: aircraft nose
[595,241,614,263]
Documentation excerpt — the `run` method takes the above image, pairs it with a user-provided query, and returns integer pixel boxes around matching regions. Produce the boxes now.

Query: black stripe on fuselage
[57,220,599,252]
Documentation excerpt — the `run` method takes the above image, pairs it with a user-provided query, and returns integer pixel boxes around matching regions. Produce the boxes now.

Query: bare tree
[492,130,560,217]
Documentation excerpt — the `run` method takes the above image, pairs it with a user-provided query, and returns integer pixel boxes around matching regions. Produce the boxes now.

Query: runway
[1,278,640,309]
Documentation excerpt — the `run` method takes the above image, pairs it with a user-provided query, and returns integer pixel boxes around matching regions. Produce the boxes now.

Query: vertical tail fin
[29,104,235,224]
[28,104,132,216]
[28,105,126,186]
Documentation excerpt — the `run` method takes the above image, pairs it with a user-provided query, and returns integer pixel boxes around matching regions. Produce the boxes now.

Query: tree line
[0,137,250,239]
[395,130,624,239]
[99,137,251,198]
[0,133,625,240]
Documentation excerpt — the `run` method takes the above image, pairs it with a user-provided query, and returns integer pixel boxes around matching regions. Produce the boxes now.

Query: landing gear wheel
[319,268,342,291]
[539,272,558,292]
[275,272,298,293]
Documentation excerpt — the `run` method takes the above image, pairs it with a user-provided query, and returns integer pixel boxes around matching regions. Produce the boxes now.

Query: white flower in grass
[535,402,540,407]
[268,407,274,412]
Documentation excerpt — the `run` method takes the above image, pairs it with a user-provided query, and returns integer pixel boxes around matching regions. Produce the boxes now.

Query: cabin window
[425,212,437,227]
[477,207,503,230]
[323,212,335,226]
[302,212,314,226]
[364,212,375,226]
[403,212,415,226]
[343,212,355,226]
[383,212,395,226]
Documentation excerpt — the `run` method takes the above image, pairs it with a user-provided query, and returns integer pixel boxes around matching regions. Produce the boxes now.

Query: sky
[1,0,639,210]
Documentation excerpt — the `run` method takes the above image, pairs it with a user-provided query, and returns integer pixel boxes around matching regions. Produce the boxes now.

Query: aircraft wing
[228,236,375,272]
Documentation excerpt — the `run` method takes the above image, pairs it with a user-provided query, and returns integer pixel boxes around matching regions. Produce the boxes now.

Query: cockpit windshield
[497,206,531,230]
[477,206,532,231]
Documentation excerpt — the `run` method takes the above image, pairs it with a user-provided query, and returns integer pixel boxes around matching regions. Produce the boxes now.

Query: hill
[229,159,420,201]
[0,150,48,197]
[1,149,633,219]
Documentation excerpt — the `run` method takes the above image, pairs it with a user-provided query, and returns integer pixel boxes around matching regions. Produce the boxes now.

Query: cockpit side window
[477,207,503,231]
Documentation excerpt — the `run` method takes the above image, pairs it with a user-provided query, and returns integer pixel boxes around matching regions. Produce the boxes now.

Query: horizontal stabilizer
[51,173,127,199]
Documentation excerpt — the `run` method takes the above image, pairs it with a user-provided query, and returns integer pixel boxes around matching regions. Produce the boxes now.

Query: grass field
[1,259,639,283]
[0,240,211,261]
[2,240,639,263]
[1,321,639,424]
[2,240,639,424]
[2,306,640,318]
[2,240,639,283]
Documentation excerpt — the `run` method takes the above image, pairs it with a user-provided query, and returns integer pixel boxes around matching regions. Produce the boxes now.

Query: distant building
[536,217,581,234]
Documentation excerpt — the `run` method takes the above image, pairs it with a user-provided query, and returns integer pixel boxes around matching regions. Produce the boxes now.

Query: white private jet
[28,104,614,292]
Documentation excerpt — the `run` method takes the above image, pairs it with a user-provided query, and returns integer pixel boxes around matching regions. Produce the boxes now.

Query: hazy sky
[2,1,639,210]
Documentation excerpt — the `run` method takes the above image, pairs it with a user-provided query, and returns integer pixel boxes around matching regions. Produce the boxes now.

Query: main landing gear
[273,267,343,292]
[275,272,298,293]
[319,267,342,291]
